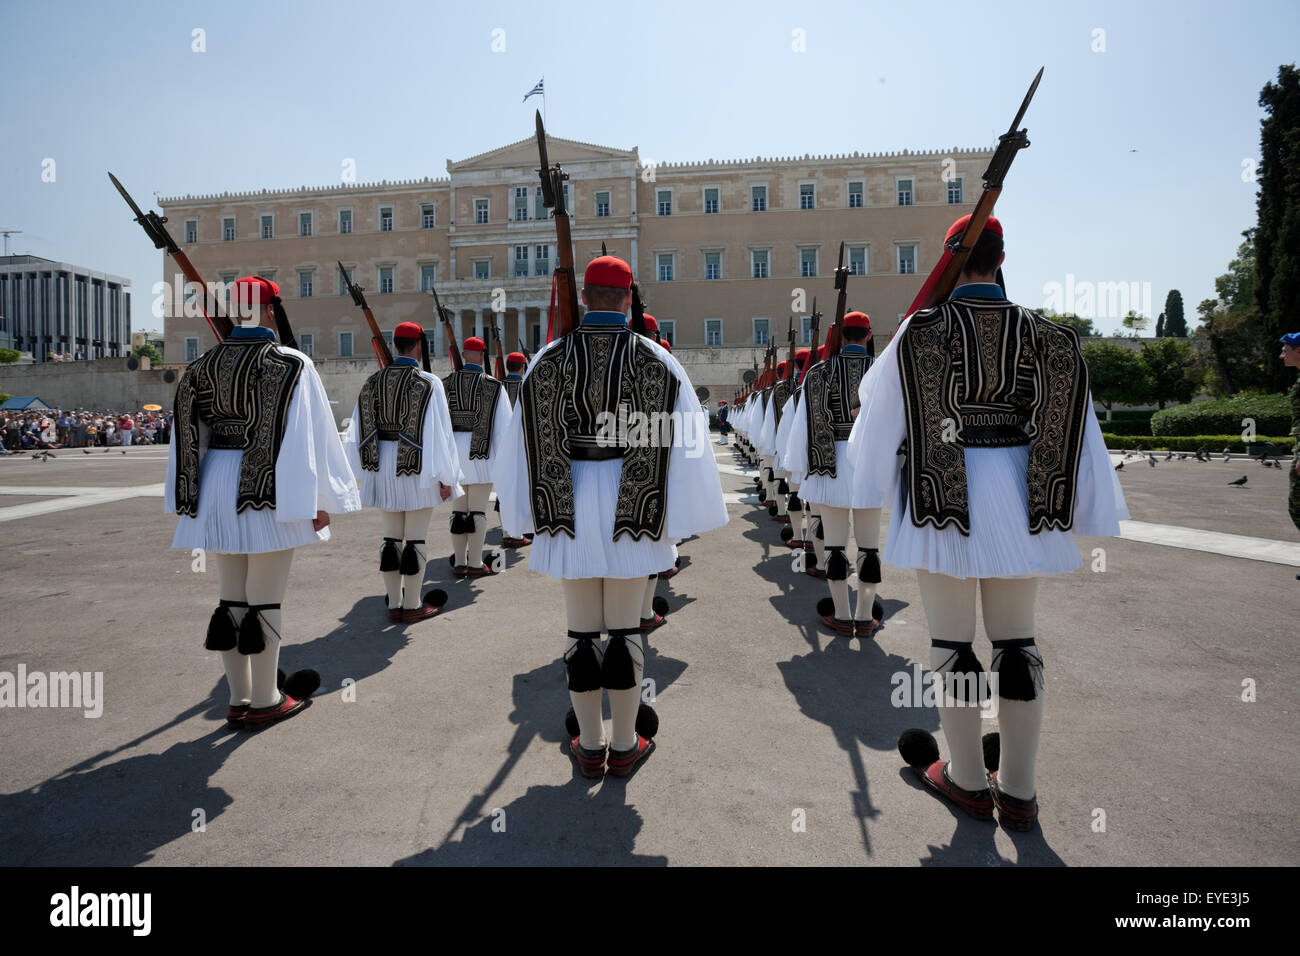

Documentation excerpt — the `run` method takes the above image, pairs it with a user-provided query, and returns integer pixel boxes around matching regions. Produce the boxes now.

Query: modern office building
[0,255,131,361]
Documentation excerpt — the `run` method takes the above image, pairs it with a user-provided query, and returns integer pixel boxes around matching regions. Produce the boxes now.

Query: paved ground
[0,443,1297,866]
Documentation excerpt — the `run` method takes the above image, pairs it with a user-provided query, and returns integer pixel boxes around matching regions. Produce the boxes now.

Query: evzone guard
[851,214,1129,829]
[498,349,532,550]
[498,255,727,778]
[166,276,361,729]
[343,322,464,624]
[635,314,674,630]
[785,312,883,636]
[442,335,515,578]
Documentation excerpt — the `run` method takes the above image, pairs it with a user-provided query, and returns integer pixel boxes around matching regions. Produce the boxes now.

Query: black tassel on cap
[205,600,246,651]
[992,638,1043,701]
[380,537,401,572]
[268,295,297,350]
[564,631,603,693]
[420,330,432,373]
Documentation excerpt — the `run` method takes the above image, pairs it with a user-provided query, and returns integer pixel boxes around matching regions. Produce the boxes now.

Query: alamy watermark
[594,407,709,458]
[0,665,103,718]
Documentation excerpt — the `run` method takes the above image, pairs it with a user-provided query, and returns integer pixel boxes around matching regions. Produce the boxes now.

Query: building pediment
[448,135,637,173]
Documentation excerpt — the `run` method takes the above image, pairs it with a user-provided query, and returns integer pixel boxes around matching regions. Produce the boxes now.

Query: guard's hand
[851,406,860,419]
[313,510,331,531]
[439,484,452,501]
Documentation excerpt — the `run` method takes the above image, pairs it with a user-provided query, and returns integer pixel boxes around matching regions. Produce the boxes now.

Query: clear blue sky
[2,0,1294,335]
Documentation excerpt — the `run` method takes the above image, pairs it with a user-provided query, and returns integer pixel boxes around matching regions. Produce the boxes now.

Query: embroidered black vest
[443,368,503,460]
[502,377,523,407]
[771,379,795,429]
[356,364,434,476]
[520,326,680,541]
[897,297,1091,535]
[174,338,305,517]
[804,352,871,478]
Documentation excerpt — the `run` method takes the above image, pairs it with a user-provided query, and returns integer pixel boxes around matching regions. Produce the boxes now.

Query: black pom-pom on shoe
[423,589,448,609]
[898,729,941,769]
[652,595,669,617]
[816,597,836,618]
[283,669,321,700]
[636,703,659,739]
[780,526,794,543]
[564,708,580,737]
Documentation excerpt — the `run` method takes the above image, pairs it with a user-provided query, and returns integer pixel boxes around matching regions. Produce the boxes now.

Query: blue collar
[581,311,628,327]
[951,282,1005,300]
[841,344,867,355]
[462,362,483,372]
[505,373,523,381]
[391,356,419,367]
[230,325,275,340]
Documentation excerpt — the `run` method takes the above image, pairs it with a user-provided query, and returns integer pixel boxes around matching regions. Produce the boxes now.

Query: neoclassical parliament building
[160,136,991,367]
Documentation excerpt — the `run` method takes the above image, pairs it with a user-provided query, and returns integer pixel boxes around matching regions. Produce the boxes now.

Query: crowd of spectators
[1,408,173,452]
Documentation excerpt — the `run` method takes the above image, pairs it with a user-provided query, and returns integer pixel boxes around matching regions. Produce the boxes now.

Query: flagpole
[542,77,547,127]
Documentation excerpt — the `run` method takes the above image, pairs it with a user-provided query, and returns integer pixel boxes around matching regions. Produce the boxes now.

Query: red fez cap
[642,314,659,332]
[230,276,279,311]
[817,344,828,360]
[660,340,671,352]
[844,311,871,330]
[506,352,527,366]
[795,348,811,360]
[584,255,633,290]
[394,322,424,341]
[945,214,1002,244]
[776,361,788,376]
[463,337,486,352]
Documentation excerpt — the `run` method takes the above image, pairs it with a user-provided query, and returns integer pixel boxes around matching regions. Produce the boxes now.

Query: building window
[299,271,313,298]
[378,267,394,293]
[659,319,675,346]
[799,183,815,210]
[657,190,672,216]
[515,245,530,277]
[338,267,354,296]
[515,187,530,222]
[800,248,818,278]
[704,251,721,280]
[380,206,393,232]
[474,260,490,280]
[657,253,674,282]
[562,184,572,213]
[421,203,436,228]
[897,179,913,206]
[534,245,551,276]
[534,186,546,220]
[475,199,489,224]
[947,177,963,204]
[596,191,610,217]
[848,181,864,208]
[849,246,867,276]
[223,217,235,241]
[753,318,770,345]
[751,249,769,279]
[299,212,313,236]
[420,265,437,292]
[898,245,917,275]
[704,187,719,214]
[339,209,352,234]
[184,336,199,362]
[801,315,812,345]
[339,331,354,358]
[299,332,314,357]
[185,220,198,243]
[751,185,767,212]
[261,215,273,239]
[705,319,723,346]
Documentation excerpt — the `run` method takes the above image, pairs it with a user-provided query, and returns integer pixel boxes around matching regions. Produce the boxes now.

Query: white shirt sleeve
[274,352,362,520]
[422,372,465,498]
[847,322,908,508]
[1069,397,1131,535]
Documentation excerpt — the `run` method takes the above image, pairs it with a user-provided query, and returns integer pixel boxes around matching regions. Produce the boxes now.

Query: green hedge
[1101,434,1295,453]
[1150,394,1290,436]
[1099,418,1157,436]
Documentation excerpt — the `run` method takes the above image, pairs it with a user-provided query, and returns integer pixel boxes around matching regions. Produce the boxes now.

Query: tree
[0,348,20,364]
[1082,341,1150,420]
[1121,311,1150,337]
[133,343,163,365]
[1163,290,1187,337]
[1255,64,1300,392]
[1043,311,1097,337]
[1194,236,1278,395]
[1155,312,1165,337]
[1139,338,1200,409]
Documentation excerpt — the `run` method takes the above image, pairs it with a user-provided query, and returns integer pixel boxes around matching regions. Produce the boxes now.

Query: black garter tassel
[825,547,849,581]
[400,540,424,575]
[601,629,641,690]
[238,604,279,655]
[857,548,882,584]
[380,537,401,572]
[565,630,603,693]
[933,639,986,704]
[205,600,245,651]
[992,638,1043,701]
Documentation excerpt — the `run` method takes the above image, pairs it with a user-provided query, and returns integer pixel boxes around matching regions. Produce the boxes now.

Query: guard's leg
[852,508,883,629]
[640,573,665,630]
[400,507,434,609]
[465,483,492,570]
[380,510,404,613]
[602,576,648,755]
[774,469,790,518]
[244,549,295,709]
[916,569,985,793]
[562,578,606,751]
[449,493,470,568]
[213,553,251,707]
[808,504,825,576]
[820,506,852,626]
[981,577,1043,802]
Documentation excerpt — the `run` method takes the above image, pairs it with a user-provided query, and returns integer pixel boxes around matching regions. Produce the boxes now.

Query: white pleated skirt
[356,440,443,512]
[527,459,678,580]
[454,432,494,485]
[884,445,1083,579]
[799,441,859,509]
[171,449,328,554]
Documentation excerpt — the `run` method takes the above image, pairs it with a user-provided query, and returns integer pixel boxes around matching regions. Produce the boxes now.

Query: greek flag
[523,78,544,103]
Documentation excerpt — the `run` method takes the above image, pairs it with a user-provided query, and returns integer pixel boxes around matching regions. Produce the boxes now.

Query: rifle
[535,111,580,341]
[338,262,391,367]
[431,282,463,371]
[491,316,506,379]
[824,242,849,359]
[904,67,1043,319]
[631,283,648,337]
[784,316,797,380]
[519,337,531,361]
[806,297,822,377]
[109,172,231,342]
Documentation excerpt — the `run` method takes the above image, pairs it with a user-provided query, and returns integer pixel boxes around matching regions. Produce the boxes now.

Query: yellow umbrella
[142,404,162,411]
